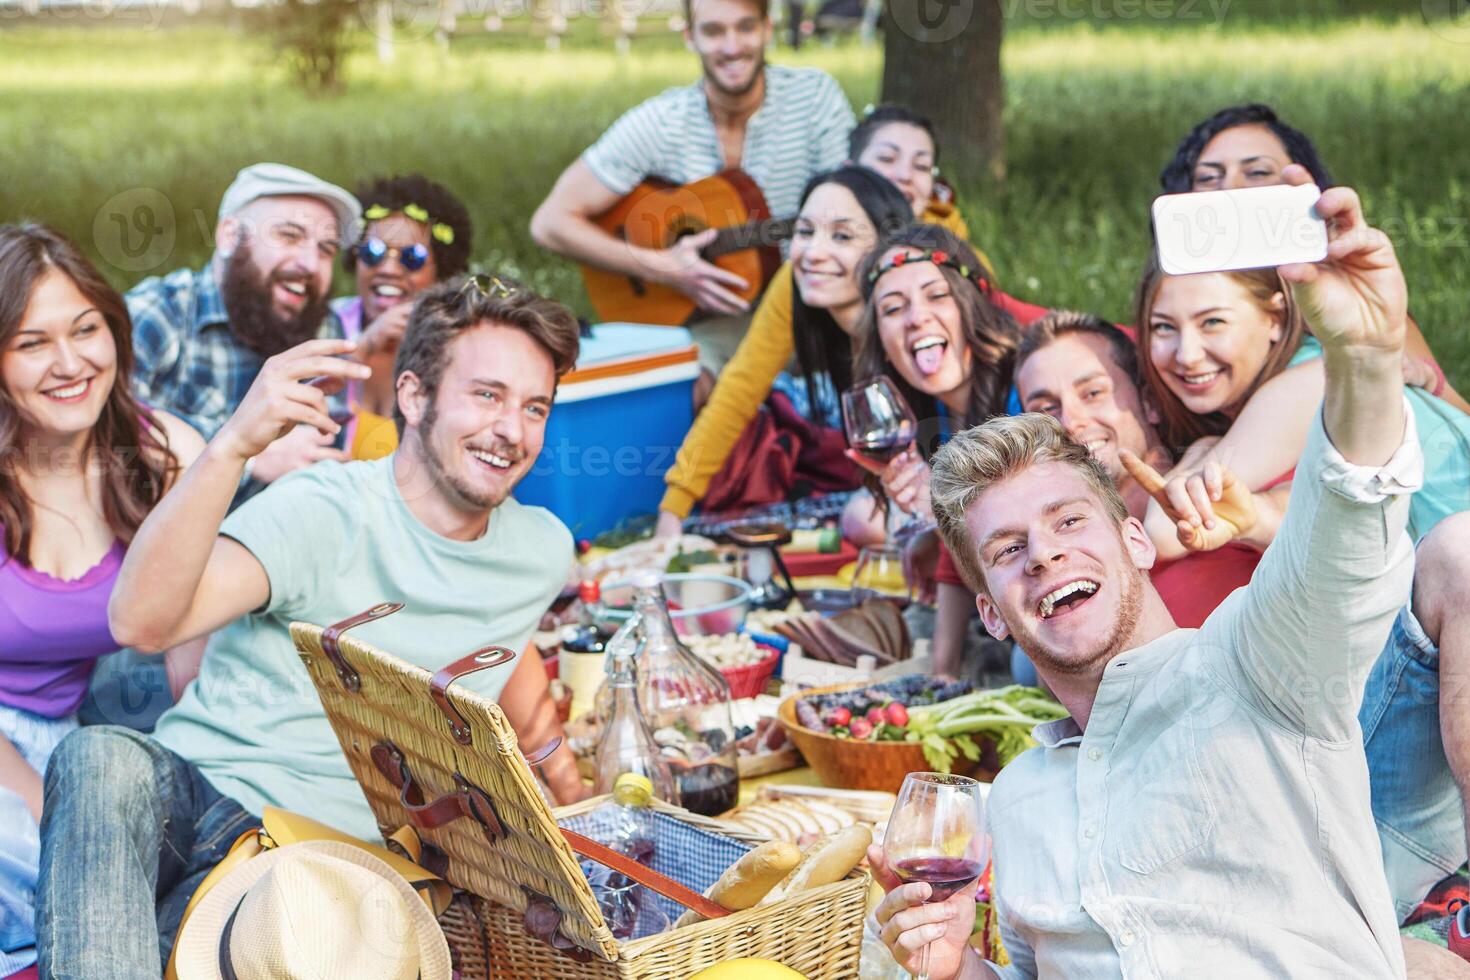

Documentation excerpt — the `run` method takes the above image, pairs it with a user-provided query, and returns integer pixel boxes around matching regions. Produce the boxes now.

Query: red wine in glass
[892,856,983,902]
[851,433,909,467]
[883,772,988,980]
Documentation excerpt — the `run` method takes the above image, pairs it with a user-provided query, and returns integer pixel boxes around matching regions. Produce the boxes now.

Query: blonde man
[869,169,1465,977]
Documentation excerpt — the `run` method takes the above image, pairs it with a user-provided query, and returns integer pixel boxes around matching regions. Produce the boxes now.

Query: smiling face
[1146,273,1284,418]
[966,462,1152,675]
[1191,123,1292,191]
[872,249,970,402]
[1017,333,1159,482]
[356,212,439,322]
[790,182,879,327]
[855,122,935,219]
[2,268,118,444]
[405,322,554,513]
[686,0,770,98]
[227,195,339,322]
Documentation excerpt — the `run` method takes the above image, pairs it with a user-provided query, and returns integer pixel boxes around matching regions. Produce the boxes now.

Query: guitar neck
[702,217,794,259]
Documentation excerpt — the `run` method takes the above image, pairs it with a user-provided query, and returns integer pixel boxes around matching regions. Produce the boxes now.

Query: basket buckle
[521,886,594,962]
[371,740,506,844]
[320,602,403,692]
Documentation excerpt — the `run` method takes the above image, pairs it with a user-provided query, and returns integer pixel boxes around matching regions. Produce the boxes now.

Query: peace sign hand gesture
[1119,448,1258,553]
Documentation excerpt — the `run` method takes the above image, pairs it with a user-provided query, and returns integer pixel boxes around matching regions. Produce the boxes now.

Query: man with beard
[530,0,852,363]
[127,163,361,493]
[36,276,586,978]
[870,169,1468,977]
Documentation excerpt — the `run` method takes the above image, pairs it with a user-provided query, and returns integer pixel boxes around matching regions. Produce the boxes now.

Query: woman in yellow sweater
[654,107,990,534]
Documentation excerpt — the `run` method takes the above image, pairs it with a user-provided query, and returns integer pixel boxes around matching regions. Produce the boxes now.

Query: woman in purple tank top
[0,224,204,978]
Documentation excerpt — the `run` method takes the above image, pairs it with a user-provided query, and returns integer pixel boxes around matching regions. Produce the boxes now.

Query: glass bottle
[629,574,740,816]
[593,618,677,803]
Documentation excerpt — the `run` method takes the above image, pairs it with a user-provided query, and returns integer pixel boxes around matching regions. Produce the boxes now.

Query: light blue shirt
[1289,336,1470,537]
[154,456,574,840]
[987,407,1422,979]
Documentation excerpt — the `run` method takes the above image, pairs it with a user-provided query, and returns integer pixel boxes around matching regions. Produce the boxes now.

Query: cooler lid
[565,323,698,385]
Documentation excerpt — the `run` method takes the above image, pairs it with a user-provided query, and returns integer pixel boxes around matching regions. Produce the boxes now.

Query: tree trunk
[880,0,1004,182]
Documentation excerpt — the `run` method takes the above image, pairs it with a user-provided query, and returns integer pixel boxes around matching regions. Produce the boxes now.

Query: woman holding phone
[1159,102,1467,414]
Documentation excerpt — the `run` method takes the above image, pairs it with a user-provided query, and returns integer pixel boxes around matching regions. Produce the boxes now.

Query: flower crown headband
[866,247,990,294]
[363,202,455,246]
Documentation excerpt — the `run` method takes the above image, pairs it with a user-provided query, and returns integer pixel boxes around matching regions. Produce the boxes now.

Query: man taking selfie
[870,169,1464,977]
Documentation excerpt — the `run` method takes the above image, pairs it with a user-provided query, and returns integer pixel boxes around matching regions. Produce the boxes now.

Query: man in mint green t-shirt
[36,277,583,978]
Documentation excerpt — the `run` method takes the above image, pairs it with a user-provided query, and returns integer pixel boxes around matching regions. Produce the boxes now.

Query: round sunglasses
[355,237,430,272]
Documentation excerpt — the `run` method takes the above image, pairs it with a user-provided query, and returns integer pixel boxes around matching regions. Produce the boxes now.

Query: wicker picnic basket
[290,604,868,979]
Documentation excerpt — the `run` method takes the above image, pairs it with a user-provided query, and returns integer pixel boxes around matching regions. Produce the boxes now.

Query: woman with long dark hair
[848,223,1021,516]
[1159,103,1467,414]
[0,223,204,978]
[653,166,914,534]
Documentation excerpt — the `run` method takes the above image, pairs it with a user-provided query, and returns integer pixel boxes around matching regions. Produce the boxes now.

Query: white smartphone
[1152,183,1328,276]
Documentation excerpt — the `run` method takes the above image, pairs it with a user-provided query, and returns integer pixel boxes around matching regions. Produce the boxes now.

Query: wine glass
[844,377,926,551]
[883,772,989,979]
[851,543,910,605]
[843,376,918,472]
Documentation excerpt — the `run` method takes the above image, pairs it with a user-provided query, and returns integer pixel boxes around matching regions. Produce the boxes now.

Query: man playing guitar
[530,0,852,342]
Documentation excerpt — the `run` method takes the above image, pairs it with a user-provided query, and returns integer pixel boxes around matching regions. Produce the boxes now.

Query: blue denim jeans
[0,706,76,978]
[34,726,254,980]
[1360,604,1465,923]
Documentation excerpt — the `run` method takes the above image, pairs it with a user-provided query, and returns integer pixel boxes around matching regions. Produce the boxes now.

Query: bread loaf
[758,824,871,905]
[674,840,802,927]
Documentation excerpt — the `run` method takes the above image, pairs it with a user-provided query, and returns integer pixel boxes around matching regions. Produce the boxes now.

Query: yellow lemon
[688,959,808,980]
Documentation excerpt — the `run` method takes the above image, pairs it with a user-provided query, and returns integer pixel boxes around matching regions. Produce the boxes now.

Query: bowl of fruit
[779,675,1067,794]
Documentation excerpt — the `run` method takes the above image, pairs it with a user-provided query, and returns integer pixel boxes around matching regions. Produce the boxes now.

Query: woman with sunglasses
[1158,103,1467,415]
[331,174,473,459]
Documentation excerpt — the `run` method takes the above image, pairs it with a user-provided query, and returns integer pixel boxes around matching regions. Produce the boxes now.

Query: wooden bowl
[778,682,999,794]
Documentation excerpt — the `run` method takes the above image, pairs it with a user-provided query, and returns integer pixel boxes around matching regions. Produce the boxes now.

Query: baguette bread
[758,824,872,905]
[674,840,802,927]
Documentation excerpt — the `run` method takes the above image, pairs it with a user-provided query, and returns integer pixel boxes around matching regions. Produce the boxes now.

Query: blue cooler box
[514,323,699,538]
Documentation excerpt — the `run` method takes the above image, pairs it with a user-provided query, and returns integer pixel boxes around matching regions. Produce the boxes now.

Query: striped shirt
[581,64,854,221]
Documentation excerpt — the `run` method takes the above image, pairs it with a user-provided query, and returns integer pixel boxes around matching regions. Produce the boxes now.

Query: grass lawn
[1,4,1468,386]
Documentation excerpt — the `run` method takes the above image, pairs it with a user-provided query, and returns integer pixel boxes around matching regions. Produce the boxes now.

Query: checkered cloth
[560,808,748,939]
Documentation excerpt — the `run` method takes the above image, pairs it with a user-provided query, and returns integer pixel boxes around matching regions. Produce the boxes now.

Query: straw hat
[174,840,451,980]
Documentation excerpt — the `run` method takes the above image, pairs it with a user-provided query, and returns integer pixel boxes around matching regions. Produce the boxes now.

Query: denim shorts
[0,704,76,976]
[1360,603,1464,923]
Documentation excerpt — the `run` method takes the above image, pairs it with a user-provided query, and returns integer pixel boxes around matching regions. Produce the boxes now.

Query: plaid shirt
[127,263,342,441]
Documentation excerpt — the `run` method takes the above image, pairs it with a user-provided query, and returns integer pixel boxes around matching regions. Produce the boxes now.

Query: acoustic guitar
[581,169,790,326]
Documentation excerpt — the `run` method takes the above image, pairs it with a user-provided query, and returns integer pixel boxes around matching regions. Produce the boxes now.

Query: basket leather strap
[559,828,731,921]
[371,743,506,843]
[430,645,518,744]
[321,602,404,692]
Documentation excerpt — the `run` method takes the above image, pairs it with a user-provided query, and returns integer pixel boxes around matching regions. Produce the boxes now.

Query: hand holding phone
[1152,183,1328,276]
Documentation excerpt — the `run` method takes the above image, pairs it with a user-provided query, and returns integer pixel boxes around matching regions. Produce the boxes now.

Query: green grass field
[2,4,1468,385]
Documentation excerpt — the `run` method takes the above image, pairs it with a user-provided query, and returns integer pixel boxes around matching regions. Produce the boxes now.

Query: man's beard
[702,47,765,98]
[221,241,330,358]
[417,399,521,512]
[1008,562,1146,678]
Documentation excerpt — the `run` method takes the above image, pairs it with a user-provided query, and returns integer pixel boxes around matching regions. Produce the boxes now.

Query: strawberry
[849,717,874,739]
[885,702,909,727]
[826,706,852,727]
[866,706,886,726]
